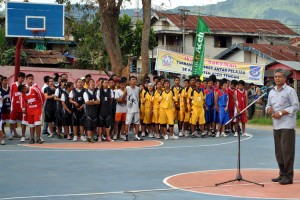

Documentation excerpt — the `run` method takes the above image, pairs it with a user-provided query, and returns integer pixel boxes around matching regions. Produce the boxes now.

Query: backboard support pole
[14,37,23,82]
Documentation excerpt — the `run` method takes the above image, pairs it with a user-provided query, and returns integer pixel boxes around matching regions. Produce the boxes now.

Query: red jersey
[10,82,23,112]
[21,87,45,115]
[227,87,235,109]
[236,89,247,110]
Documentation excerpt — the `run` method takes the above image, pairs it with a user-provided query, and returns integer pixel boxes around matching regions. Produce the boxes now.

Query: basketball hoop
[32,29,47,51]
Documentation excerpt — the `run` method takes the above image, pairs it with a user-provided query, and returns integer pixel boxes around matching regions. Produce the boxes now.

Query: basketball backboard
[6,1,64,39]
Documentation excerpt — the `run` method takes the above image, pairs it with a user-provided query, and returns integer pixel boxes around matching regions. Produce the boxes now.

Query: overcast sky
[8,0,226,9]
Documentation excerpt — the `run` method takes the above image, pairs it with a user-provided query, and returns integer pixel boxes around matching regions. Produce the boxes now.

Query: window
[246,37,254,43]
[214,36,232,48]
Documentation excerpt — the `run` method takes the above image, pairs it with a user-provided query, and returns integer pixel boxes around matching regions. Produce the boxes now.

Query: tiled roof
[155,12,297,35]
[242,43,300,61]
[23,49,69,65]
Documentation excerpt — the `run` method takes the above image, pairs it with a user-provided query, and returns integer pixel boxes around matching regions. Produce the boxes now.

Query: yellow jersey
[191,89,205,108]
[179,87,187,108]
[153,90,161,109]
[160,90,177,109]
[143,91,154,108]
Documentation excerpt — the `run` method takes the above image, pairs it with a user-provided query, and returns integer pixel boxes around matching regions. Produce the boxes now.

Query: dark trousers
[248,103,255,120]
[273,129,295,181]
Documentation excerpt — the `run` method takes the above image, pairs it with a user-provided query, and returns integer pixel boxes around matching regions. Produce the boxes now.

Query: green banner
[192,16,211,76]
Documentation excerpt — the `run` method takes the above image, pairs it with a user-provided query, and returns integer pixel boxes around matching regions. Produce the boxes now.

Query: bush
[2,48,27,65]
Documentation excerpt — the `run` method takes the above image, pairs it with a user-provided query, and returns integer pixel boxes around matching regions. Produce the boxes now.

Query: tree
[141,0,152,76]
[97,0,125,76]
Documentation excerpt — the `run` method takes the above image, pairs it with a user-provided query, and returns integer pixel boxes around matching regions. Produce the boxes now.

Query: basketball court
[2,2,299,199]
[0,127,299,200]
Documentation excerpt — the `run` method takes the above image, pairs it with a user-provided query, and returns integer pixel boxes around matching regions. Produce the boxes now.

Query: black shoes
[271,176,282,182]
[272,176,293,185]
[279,178,293,185]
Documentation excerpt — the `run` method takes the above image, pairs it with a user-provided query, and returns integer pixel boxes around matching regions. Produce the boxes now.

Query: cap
[80,77,85,80]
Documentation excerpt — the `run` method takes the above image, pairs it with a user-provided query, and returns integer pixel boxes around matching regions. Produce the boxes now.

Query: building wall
[223,49,245,62]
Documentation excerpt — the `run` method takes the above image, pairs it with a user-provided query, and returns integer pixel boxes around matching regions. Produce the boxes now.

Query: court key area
[0,127,299,200]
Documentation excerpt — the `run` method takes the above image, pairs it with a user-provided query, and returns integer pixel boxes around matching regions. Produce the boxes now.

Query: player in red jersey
[20,74,45,144]
[227,79,238,134]
[10,72,26,141]
[233,80,250,137]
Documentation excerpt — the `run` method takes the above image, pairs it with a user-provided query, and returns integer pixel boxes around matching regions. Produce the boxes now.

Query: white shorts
[126,112,140,125]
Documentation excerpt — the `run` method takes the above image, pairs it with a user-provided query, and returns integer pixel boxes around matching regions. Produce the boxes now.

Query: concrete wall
[0,66,109,89]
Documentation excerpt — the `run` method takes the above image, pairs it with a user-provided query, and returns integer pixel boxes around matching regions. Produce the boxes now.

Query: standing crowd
[0,72,257,145]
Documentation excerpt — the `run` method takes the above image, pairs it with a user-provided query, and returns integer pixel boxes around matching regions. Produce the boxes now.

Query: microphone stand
[215,89,270,187]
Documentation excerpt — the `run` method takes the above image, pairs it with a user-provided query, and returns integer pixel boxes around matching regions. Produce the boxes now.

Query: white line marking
[163,168,300,200]
[0,135,252,152]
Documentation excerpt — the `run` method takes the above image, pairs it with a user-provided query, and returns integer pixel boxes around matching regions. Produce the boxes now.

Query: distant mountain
[174,0,300,33]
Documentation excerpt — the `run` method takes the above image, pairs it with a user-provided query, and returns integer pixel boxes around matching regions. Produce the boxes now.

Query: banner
[155,49,265,85]
[192,16,211,76]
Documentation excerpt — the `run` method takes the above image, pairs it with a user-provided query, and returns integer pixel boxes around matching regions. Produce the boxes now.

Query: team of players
[0,72,251,145]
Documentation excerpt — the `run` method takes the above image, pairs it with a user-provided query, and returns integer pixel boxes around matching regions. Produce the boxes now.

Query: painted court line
[1,180,299,200]
[163,168,300,200]
[0,134,253,152]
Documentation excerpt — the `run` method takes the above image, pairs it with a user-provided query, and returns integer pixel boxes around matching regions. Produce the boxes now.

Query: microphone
[261,85,274,92]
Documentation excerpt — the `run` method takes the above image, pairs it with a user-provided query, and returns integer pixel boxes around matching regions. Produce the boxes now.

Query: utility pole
[179,8,189,54]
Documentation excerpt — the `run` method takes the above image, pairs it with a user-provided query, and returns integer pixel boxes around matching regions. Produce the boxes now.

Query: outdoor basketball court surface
[0,127,299,200]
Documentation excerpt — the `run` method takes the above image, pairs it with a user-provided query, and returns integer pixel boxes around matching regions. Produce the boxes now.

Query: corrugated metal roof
[275,60,300,70]
[242,43,300,61]
[155,12,298,35]
[23,49,69,65]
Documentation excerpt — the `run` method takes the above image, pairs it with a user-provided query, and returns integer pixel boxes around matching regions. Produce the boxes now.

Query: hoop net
[32,30,47,51]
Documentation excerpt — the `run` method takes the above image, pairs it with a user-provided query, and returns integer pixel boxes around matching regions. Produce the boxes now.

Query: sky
[7,0,226,9]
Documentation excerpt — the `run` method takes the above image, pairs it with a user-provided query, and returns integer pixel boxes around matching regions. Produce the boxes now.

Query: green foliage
[0,27,14,65]
[249,112,300,127]
[2,48,26,66]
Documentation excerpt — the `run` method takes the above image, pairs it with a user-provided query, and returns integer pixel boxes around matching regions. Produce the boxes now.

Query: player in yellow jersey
[178,79,189,137]
[171,76,183,135]
[159,80,179,140]
[184,76,196,137]
[139,81,148,137]
[142,83,155,138]
[190,79,207,138]
[152,81,162,139]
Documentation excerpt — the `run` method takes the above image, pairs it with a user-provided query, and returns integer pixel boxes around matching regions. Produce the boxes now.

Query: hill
[175,0,300,33]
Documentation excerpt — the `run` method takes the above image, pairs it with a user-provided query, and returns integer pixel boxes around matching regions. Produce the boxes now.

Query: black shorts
[55,112,63,126]
[85,116,98,131]
[44,110,56,122]
[72,111,85,126]
[98,115,112,127]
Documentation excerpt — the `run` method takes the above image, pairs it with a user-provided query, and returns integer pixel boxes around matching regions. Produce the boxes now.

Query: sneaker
[80,136,87,142]
[154,133,160,139]
[148,133,154,138]
[98,138,102,142]
[42,131,50,135]
[40,137,45,142]
[120,135,126,141]
[164,135,169,140]
[113,135,118,140]
[178,131,183,137]
[73,136,78,142]
[106,138,115,142]
[184,131,189,138]
[36,138,43,144]
[20,137,26,142]
[234,132,238,137]
[48,133,54,138]
[242,132,251,137]
[215,132,220,138]
[141,132,146,137]
[57,133,64,139]
[1,139,5,145]
[208,131,212,136]
[102,135,106,141]
[221,132,229,137]
[67,135,71,140]
[87,137,95,143]
[29,138,35,144]
[192,132,201,138]
[170,135,179,140]
[8,135,13,140]
[134,135,143,141]
[124,134,129,142]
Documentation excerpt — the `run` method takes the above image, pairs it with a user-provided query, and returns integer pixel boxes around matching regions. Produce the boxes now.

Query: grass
[249,114,300,127]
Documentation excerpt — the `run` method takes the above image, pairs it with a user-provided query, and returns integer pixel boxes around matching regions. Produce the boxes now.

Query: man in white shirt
[113,78,127,140]
[122,76,142,141]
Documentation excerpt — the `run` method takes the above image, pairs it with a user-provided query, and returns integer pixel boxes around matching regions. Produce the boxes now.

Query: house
[265,60,300,93]
[134,11,298,73]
